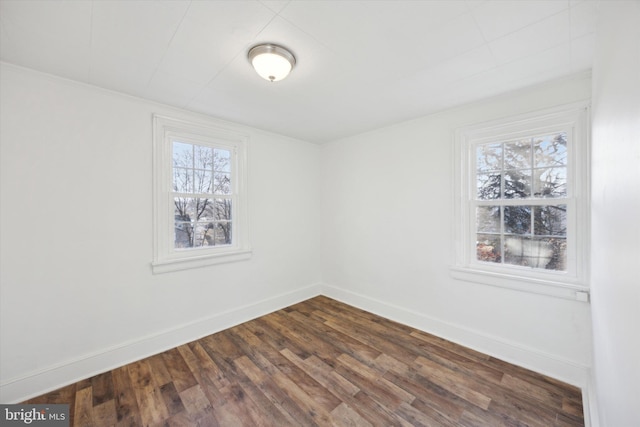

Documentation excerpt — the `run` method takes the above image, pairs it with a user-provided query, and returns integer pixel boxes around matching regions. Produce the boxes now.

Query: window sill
[450,266,589,302]
[152,249,252,274]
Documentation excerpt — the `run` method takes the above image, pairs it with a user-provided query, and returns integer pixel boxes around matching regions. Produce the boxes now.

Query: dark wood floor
[25,296,584,426]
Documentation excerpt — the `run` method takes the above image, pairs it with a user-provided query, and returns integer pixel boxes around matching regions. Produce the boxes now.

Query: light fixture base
[248,43,296,82]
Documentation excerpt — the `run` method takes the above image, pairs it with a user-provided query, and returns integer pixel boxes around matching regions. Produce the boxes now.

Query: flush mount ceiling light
[248,43,296,82]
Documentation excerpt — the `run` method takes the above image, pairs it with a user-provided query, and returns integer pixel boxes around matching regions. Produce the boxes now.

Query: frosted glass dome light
[248,44,296,82]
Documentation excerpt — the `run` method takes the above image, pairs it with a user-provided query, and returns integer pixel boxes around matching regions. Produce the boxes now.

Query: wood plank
[259,311,344,362]
[234,373,299,427]
[458,406,522,427]
[147,353,173,387]
[175,342,227,422]
[410,330,492,363]
[159,382,186,416]
[280,349,360,398]
[161,411,193,427]
[330,402,373,427]
[396,400,458,427]
[351,390,414,427]
[162,347,198,392]
[22,296,584,426]
[92,400,117,426]
[287,310,382,363]
[413,355,492,410]
[337,354,415,405]
[73,386,93,427]
[501,373,562,407]
[91,371,114,407]
[334,354,414,411]
[127,360,169,426]
[228,324,342,412]
[111,366,142,427]
[245,315,311,358]
[177,384,216,425]
[234,355,322,426]
[191,333,296,426]
[188,341,230,391]
[382,367,467,423]
[563,396,586,418]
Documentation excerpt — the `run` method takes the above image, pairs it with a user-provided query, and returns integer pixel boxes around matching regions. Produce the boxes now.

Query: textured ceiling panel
[0,0,595,143]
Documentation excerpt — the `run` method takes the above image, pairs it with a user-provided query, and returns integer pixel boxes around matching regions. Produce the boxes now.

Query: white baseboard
[0,283,323,403]
[582,372,600,427]
[320,284,591,389]
[2,281,594,421]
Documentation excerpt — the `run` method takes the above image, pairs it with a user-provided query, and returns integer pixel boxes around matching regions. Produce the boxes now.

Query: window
[152,115,250,273]
[452,103,589,299]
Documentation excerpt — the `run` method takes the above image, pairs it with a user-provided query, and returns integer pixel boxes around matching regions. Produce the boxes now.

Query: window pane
[170,143,234,250]
[215,149,232,172]
[173,197,214,244]
[187,222,232,246]
[504,140,531,170]
[173,167,192,193]
[504,236,566,270]
[534,205,567,236]
[174,198,192,222]
[504,205,531,235]
[196,198,216,221]
[194,145,213,170]
[533,167,567,198]
[194,169,212,194]
[214,199,232,221]
[503,169,531,199]
[545,238,567,271]
[190,222,209,247]
[476,143,502,173]
[477,173,501,200]
[214,173,231,195]
[173,142,192,167]
[534,133,567,167]
[477,234,501,263]
[214,222,232,245]
[174,222,193,248]
[173,198,232,248]
[476,206,500,233]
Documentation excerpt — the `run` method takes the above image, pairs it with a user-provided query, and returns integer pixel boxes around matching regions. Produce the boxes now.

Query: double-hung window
[452,103,590,299]
[152,115,250,273]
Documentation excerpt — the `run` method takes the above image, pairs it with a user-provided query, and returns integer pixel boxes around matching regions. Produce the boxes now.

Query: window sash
[152,115,251,273]
[169,138,238,253]
[469,199,575,273]
[452,102,590,296]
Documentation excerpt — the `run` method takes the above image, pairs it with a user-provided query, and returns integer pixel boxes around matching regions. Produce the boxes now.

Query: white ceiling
[0,0,595,143]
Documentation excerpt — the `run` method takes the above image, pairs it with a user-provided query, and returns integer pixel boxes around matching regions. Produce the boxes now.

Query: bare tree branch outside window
[172,142,233,249]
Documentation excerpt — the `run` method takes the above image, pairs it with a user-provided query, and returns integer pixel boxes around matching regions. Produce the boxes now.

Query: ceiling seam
[568,0,574,72]
[184,1,287,110]
[87,0,94,84]
[466,2,498,71]
[145,0,193,97]
[485,4,572,44]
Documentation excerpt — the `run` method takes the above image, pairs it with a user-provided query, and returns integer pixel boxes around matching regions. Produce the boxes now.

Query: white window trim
[452,102,590,301]
[152,115,251,274]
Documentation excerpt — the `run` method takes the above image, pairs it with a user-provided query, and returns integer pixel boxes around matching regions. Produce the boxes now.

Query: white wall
[321,74,593,387]
[0,64,322,402]
[590,2,640,426]
[0,61,598,408]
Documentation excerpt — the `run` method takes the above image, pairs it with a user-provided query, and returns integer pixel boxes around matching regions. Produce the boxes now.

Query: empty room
[0,1,638,426]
